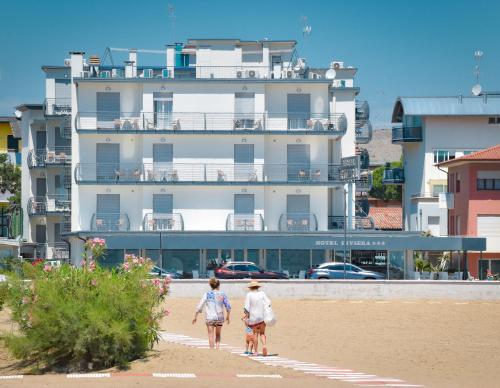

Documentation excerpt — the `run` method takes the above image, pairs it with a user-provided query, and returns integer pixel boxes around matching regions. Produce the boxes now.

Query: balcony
[392,125,422,143]
[34,242,70,261]
[356,171,373,192]
[45,98,71,116]
[278,213,318,232]
[226,214,264,231]
[355,121,372,144]
[382,168,405,185]
[90,213,130,232]
[75,163,343,185]
[27,195,71,216]
[355,100,370,128]
[75,112,347,135]
[142,213,184,231]
[27,147,71,168]
[328,216,375,230]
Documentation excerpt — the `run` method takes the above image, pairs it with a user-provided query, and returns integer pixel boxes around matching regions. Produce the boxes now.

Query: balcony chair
[114,169,122,182]
[58,152,67,163]
[313,169,321,181]
[325,119,333,130]
[217,169,226,182]
[169,170,179,182]
[248,170,258,182]
[132,119,140,130]
[301,219,310,230]
[172,119,181,130]
[306,119,314,129]
[46,151,55,163]
[313,120,324,131]
[298,169,307,180]
[122,120,132,131]
[253,119,263,130]
[114,119,121,130]
[132,168,141,181]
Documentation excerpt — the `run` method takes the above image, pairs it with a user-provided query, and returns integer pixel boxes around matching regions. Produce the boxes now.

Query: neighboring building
[0,116,21,165]
[17,38,485,278]
[389,96,500,237]
[437,144,500,279]
[17,63,72,261]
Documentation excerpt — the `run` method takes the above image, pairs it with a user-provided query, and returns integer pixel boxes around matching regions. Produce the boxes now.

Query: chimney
[124,61,134,78]
[69,51,85,78]
[129,49,137,77]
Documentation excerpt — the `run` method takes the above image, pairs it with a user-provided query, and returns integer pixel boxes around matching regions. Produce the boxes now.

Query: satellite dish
[14,110,22,119]
[325,69,336,79]
[472,84,482,96]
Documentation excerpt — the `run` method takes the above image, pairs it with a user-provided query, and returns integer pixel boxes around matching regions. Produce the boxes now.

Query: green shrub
[3,239,170,371]
[0,281,8,311]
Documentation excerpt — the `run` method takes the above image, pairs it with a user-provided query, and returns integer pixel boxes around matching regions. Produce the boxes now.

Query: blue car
[306,262,385,280]
[149,265,183,279]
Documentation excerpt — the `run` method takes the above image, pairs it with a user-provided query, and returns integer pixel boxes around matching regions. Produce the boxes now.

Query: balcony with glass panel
[75,163,343,185]
[27,147,72,168]
[142,213,184,231]
[226,214,264,231]
[382,167,405,185]
[90,213,130,232]
[75,111,347,136]
[27,195,71,216]
[278,213,318,232]
[45,98,71,116]
[328,216,375,230]
[392,125,423,143]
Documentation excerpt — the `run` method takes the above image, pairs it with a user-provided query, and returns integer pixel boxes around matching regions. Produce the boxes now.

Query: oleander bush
[2,239,170,371]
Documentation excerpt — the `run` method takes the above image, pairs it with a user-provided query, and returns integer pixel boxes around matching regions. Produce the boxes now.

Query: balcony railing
[142,213,184,231]
[226,214,264,231]
[90,213,130,232]
[27,147,72,168]
[392,125,422,143]
[279,213,318,232]
[75,163,342,185]
[75,111,347,135]
[328,216,375,230]
[356,171,373,192]
[355,121,372,144]
[382,168,405,184]
[410,192,439,200]
[27,195,71,216]
[34,242,70,260]
[355,100,370,128]
[45,98,71,116]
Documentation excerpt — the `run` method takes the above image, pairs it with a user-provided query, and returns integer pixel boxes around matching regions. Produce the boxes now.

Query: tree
[0,153,21,204]
[369,160,402,201]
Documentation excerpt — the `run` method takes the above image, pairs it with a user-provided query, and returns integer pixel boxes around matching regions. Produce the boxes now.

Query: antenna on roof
[300,15,312,38]
[167,3,176,43]
[472,50,484,96]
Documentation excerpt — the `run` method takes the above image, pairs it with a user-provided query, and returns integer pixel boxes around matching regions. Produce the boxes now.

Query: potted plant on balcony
[414,253,430,280]
[437,252,451,280]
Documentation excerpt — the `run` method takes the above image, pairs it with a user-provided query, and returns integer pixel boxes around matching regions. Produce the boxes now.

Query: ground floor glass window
[266,249,280,271]
[162,249,200,277]
[281,249,310,277]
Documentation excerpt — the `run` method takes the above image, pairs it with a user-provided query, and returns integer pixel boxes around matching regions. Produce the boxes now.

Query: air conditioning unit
[111,69,120,78]
[248,70,256,78]
[310,72,321,79]
[143,69,153,78]
[285,70,293,79]
[99,71,111,79]
[331,61,344,70]
[64,58,71,67]
[162,69,171,78]
[236,70,243,78]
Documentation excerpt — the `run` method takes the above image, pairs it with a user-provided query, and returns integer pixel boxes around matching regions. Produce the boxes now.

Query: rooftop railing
[226,214,264,231]
[28,147,72,168]
[45,98,71,116]
[382,168,405,185]
[76,111,347,135]
[328,216,375,230]
[27,195,71,216]
[392,125,422,143]
[90,213,130,232]
[75,163,343,185]
[278,212,318,232]
[355,121,372,144]
[142,213,184,231]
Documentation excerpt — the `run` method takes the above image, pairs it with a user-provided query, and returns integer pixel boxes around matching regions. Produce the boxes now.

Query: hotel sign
[315,239,386,247]
[340,156,360,181]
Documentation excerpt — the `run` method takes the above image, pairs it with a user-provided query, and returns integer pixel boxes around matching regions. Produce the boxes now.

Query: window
[488,117,500,124]
[247,264,261,272]
[234,264,248,271]
[433,150,451,163]
[477,179,500,190]
[432,184,447,196]
[428,216,440,225]
[242,45,263,62]
[456,215,461,235]
[456,173,460,193]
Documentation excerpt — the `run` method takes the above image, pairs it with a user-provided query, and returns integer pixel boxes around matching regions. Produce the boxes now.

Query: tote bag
[264,301,277,327]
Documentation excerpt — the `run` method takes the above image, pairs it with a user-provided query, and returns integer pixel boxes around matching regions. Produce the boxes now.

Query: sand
[1,296,500,387]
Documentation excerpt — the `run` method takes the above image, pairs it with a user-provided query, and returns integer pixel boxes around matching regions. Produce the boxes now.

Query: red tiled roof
[369,207,402,230]
[437,144,500,166]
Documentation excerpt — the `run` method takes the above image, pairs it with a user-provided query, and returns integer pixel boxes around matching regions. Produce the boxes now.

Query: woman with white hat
[243,280,272,356]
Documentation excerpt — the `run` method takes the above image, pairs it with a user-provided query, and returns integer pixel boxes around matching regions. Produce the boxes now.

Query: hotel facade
[18,39,484,278]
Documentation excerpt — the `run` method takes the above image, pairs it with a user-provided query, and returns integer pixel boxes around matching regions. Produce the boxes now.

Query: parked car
[149,265,183,279]
[306,262,385,280]
[214,261,289,279]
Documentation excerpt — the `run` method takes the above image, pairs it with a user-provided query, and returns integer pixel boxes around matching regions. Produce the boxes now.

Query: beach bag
[264,302,277,326]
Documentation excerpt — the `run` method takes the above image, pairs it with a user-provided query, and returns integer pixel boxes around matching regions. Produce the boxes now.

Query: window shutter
[234,194,254,214]
[153,194,173,213]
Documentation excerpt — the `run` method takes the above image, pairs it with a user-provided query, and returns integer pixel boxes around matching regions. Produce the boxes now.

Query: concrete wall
[167,279,500,300]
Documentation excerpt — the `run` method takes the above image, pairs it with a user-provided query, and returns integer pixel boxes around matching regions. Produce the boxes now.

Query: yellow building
[0,117,21,165]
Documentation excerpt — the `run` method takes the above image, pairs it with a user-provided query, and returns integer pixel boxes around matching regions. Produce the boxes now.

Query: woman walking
[244,281,271,356]
[192,278,231,349]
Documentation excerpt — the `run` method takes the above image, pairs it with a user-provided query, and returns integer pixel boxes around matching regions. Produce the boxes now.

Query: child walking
[242,315,255,355]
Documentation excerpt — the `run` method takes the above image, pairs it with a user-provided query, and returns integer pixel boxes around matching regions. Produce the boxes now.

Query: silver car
[306,262,385,280]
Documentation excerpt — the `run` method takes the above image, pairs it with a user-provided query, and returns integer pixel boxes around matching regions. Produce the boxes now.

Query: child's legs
[215,325,222,348]
[206,324,215,348]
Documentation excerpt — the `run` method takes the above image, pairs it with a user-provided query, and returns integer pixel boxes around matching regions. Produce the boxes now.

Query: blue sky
[1,0,499,127]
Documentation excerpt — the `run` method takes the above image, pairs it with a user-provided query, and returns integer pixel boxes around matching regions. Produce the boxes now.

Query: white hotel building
[18,38,484,278]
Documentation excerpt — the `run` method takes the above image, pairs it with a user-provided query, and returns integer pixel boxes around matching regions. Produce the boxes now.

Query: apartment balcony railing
[355,121,372,144]
[27,195,71,216]
[382,168,405,185]
[359,148,370,169]
[75,111,348,135]
[90,213,130,232]
[278,212,318,232]
[45,98,71,116]
[80,65,336,81]
[355,100,370,128]
[356,171,373,192]
[27,147,72,168]
[226,214,264,231]
[142,213,184,231]
[410,192,439,200]
[328,216,375,230]
[392,125,423,143]
[75,163,343,185]
[34,242,70,261]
